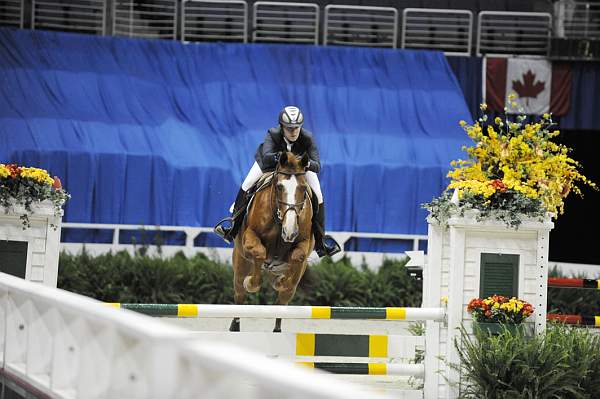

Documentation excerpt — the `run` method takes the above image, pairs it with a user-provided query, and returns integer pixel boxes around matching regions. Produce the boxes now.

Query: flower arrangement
[424,95,596,227]
[0,163,70,229]
[467,295,534,325]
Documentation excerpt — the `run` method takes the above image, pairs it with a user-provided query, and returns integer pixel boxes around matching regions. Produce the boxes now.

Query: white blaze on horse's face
[280,175,299,242]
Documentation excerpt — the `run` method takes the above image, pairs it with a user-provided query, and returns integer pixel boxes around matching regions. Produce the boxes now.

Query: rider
[214,105,341,258]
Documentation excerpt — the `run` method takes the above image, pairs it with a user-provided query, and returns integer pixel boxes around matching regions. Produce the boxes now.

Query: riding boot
[214,188,247,243]
[313,203,341,258]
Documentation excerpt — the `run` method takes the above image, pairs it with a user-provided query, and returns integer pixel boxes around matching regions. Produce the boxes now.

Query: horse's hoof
[243,276,260,292]
[229,319,240,332]
[273,327,281,333]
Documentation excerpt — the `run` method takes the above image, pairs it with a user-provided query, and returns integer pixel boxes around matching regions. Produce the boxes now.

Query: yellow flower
[543,113,550,119]
[459,120,467,127]
[0,164,9,179]
[494,117,503,125]
[480,103,488,111]
[20,167,54,186]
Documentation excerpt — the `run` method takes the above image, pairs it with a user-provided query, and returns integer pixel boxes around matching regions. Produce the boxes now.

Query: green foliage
[424,190,546,229]
[548,265,600,316]
[455,324,600,399]
[57,250,422,306]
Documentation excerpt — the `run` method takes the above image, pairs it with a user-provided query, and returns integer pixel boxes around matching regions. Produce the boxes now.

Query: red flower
[52,176,62,189]
[7,164,21,178]
[491,179,508,193]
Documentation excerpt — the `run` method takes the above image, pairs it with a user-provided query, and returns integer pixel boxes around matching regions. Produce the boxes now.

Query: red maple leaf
[512,70,545,99]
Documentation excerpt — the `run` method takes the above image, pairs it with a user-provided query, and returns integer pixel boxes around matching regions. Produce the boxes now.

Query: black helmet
[278,106,304,128]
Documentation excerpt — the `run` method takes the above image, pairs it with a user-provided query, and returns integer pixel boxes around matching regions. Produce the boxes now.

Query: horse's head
[274,152,310,243]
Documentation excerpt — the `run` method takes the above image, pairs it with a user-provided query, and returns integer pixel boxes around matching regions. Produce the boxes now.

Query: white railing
[113,0,177,39]
[0,0,23,28]
[253,2,319,45]
[182,0,247,43]
[324,5,398,48]
[554,0,600,39]
[0,272,391,398]
[59,222,428,268]
[32,0,105,35]
[477,11,551,56]
[402,8,472,56]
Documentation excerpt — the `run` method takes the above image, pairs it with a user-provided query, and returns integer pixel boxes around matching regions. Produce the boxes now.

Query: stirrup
[316,235,342,257]
[214,217,234,244]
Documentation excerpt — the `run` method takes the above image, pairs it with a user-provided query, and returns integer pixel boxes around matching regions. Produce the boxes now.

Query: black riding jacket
[254,127,321,173]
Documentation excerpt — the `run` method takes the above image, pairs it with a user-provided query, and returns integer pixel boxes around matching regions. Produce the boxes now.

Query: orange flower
[7,164,21,178]
[52,176,62,189]
[490,179,508,193]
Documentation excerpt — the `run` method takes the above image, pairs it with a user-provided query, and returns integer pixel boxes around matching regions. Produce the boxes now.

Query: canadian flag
[484,57,571,115]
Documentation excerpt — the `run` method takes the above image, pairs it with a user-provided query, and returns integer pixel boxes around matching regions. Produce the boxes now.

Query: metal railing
[113,0,177,39]
[402,8,472,56]
[555,0,600,39]
[324,5,397,48]
[3,1,597,59]
[477,11,552,56]
[32,0,105,35]
[0,272,388,399]
[182,0,247,43]
[0,0,23,28]
[253,2,319,45]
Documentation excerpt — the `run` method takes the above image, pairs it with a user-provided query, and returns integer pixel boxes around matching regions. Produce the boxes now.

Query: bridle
[272,169,308,224]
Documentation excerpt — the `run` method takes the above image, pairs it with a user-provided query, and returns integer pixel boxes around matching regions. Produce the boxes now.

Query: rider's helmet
[278,106,304,129]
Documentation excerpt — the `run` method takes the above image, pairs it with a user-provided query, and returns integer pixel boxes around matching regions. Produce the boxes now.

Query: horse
[230,152,314,333]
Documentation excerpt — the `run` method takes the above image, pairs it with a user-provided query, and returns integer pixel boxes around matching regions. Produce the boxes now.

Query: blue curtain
[0,28,472,248]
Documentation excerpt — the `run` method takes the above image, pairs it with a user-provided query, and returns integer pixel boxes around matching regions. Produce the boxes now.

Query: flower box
[0,163,69,229]
[472,321,527,336]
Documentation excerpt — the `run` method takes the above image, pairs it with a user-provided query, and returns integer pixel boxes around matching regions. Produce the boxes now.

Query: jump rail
[107,303,446,320]
[547,314,600,327]
[548,277,600,289]
[190,331,425,376]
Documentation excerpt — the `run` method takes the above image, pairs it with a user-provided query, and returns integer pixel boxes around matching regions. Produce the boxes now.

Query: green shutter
[0,240,28,279]
[479,253,519,298]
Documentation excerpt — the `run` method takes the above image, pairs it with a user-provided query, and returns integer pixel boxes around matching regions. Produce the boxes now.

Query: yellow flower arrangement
[425,100,596,227]
[0,163,70,229]
[467,295,533,324]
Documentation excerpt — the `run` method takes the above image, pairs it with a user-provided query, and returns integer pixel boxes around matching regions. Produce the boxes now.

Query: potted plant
[424,95,596,228]
[0,163,70,229]
[467,295,534,335]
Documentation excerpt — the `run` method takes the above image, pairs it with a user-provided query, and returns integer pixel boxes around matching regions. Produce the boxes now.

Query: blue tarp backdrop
[0,28,472,248]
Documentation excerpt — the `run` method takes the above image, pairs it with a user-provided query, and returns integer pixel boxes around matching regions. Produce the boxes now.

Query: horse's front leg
[272,239,311,333]
[242,228,266,293]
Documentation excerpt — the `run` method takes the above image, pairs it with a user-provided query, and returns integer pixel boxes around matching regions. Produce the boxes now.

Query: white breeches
[241,161,323,204]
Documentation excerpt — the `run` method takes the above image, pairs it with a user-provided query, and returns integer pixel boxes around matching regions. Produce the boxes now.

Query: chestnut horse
[230,152,314,332]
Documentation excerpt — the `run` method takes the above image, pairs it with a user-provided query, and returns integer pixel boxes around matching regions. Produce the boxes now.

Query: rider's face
[283,126,301,142]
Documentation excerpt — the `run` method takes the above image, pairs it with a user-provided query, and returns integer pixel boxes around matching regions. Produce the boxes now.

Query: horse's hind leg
[231,246,251,332]
[241,229,265,292]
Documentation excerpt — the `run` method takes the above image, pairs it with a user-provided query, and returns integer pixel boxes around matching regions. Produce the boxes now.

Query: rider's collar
[283,136,294,151]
